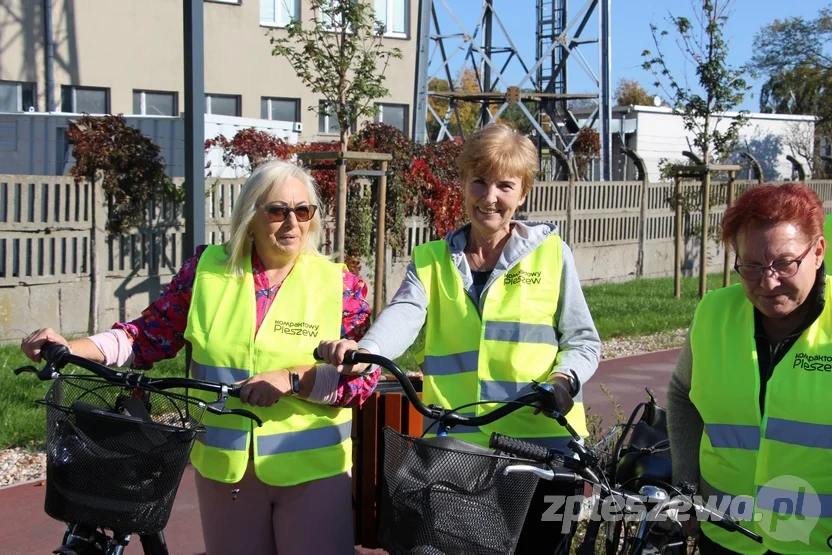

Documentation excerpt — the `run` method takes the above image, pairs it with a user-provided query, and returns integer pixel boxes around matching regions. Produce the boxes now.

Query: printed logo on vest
[793,352,832,372]
[273,320,319,337]
[503,270,542,286]
[753,475,821,546]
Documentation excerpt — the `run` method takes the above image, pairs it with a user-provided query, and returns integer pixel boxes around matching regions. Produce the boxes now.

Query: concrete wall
[4,175,832,344]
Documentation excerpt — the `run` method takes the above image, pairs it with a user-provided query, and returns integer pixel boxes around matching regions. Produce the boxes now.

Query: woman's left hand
[236,370,292,407]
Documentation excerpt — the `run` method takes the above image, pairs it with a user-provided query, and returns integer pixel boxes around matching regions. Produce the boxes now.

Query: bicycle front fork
[56,523,168,555]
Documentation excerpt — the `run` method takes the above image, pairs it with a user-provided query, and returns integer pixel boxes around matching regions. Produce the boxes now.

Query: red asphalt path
[0,348,681,554]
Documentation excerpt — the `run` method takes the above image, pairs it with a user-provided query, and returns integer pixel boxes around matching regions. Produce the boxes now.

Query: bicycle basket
[378,426,542,555]
[38,375,207,535]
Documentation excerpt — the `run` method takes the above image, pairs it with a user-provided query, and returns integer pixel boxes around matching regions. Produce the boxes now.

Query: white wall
[0,112,299,178]
[630,107,817,182]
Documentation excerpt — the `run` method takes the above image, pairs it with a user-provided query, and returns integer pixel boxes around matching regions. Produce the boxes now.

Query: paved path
[0,348,681,554]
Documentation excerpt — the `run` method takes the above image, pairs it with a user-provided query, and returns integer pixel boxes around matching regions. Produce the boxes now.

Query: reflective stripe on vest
[184,245,350,487]
[412,233,589,450]
[690,276,832,554]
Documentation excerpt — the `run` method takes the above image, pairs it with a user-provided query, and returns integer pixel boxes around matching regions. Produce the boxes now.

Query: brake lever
[205,403,264,427]
[13,363,60,380]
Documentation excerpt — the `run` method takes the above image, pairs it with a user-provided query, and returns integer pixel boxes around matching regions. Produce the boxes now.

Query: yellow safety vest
[183,245,351,487]
[690,277,832,554]
[411,234,589,450]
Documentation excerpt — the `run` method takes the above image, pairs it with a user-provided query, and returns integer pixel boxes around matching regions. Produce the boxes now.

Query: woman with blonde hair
[317,123,601,555]
[22,159,376,554]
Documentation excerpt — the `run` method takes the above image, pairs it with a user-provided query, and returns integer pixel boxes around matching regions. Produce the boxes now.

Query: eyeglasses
[734,243,814,281]
[258,204,318,223]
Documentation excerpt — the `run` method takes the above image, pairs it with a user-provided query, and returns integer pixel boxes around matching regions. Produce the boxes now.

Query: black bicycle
[13,343,263,555]
[315,349,762,555]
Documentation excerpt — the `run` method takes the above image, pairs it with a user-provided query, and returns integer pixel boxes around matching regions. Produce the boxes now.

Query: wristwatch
[561,370,580,397]
[286,371,301,396]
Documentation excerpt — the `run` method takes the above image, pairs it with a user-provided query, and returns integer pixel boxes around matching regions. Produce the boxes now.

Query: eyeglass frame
[257,203,318,223]
[733,242,816,281]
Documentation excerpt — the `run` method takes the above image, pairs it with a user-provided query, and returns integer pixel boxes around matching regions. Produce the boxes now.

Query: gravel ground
[0,329,687,489]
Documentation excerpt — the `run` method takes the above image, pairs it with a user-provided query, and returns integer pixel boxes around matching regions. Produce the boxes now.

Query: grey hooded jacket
[358,220,602,388]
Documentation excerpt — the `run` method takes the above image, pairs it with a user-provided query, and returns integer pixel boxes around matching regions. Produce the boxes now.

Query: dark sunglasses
[258,204,318,223]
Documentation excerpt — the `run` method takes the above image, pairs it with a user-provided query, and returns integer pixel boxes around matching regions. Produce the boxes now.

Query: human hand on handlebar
[315,340,371,376]
[234,370,292,407]
[21,328,70,363]
[533,376,574,418]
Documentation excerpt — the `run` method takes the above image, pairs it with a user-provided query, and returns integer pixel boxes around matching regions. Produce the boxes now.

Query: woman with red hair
[667,182,831,555]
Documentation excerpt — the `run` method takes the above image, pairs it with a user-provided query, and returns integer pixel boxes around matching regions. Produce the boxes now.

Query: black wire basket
[378,426,543,555]
[38,375,207,535]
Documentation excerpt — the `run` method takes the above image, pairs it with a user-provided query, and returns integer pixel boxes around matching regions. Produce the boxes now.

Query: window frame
[260,0,300,28]
[375,0,408,38]
[374,102,409,134]
[261,96,301,123]
[317,100,356,135]
[0,80,36,112]
[60,85,110,114]
[205,93,242,117]
[133,89,179,116]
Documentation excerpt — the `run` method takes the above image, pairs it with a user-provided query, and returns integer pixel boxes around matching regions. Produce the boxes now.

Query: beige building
[0,0,418,142]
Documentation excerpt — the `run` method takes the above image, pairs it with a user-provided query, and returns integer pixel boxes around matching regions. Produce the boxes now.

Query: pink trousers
[193,461,355,555]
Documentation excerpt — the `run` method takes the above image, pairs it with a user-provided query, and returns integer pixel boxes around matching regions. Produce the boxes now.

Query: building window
[61,86,110,114]
[205,94,241,116]
[262,97,300,122]
[261,0,299,27]
[374,0,407,37]
[318,100,356,135]
[375,103,408,134]
[206,0,241,4]
[0,81,36,112]
[133,90,178,116]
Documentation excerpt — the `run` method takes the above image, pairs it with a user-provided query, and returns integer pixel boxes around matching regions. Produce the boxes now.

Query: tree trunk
[334,119,349,263]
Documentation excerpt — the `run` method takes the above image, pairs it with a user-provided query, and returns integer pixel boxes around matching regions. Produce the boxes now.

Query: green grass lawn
[0,271,738,450]
[583,271,740,339]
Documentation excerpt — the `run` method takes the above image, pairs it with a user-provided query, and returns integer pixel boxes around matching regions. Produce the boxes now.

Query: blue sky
[429,0,829,113]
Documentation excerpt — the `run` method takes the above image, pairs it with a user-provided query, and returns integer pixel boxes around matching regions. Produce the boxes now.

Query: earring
[247,232,254,242]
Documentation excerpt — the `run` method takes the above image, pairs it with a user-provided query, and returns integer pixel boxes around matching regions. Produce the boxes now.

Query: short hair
[455,123,539,196]
[721,182,825,248]
[224,160,324,277]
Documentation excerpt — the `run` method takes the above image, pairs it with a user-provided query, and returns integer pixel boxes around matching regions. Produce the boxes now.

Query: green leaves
[67,114,182,234]
[641,0,751,166]
[267,0,403,149]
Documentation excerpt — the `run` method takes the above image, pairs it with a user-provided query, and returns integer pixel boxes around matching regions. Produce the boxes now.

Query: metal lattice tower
[412,0,613,180]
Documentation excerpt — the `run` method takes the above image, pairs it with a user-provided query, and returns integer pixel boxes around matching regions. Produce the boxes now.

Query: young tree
[642,0,750,298]
[642,0,751,166]
[270,1,402,153]
[269,0,403,262]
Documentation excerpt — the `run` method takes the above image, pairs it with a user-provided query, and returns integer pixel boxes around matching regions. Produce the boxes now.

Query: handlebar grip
[42,342,70,363]
[228,383,244,398]
[311,348,361,365]
[489,432,563,464]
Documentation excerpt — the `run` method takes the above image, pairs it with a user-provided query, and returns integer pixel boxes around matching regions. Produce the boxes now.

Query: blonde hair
[456,123,539,196]
[224,160,324,277]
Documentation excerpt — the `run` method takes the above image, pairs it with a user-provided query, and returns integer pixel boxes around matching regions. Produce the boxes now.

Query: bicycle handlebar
[489,432,763,545]
[15,343,264,426]
[313,348,583,435]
